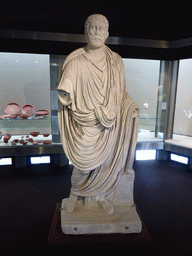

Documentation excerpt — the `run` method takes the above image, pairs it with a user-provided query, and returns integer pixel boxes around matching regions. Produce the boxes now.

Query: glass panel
[155,61,170,140]
[155,60,179,140]
[0,53,51,136]
[50,55,67,142]
[123,58,160,140]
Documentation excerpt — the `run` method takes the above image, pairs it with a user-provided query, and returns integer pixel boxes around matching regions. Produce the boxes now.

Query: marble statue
[57,14,141,234]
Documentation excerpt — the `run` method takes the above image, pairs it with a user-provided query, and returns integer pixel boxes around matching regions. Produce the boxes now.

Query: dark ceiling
[0,2,191,41]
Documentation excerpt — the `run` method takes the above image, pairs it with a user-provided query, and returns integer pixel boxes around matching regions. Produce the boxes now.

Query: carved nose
[95,28,99,35]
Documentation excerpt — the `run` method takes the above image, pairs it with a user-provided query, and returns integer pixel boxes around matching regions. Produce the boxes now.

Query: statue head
[84,14,109,49]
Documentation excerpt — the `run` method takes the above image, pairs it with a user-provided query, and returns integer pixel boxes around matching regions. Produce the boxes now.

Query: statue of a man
[57,14,139,215]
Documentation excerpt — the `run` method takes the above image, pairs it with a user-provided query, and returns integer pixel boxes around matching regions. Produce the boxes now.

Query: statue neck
[84,45,106,62]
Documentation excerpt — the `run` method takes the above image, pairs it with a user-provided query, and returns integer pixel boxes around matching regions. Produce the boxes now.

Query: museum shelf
[0,134,61,155]
[0,133,164,159]
[0,116,156,130]
[139,117,156,127]
[0,116,50,129]
[0,116,51,136]
[165,134,192,158]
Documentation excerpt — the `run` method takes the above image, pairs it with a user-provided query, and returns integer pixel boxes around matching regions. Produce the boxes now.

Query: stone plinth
[61,171,142,235]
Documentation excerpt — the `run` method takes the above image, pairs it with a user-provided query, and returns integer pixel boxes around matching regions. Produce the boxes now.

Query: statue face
[85,19,109,49]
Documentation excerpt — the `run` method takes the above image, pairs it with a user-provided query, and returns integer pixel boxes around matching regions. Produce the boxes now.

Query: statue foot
[64,194,77,213]
[98,198,114,215]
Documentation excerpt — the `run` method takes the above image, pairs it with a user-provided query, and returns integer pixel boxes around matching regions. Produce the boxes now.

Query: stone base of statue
[61,170,142,235]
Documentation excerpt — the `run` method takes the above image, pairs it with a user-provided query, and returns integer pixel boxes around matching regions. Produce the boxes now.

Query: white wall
[174,59,192,136]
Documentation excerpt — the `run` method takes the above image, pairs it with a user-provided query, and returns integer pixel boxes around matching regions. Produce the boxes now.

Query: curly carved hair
[84,14,109,31]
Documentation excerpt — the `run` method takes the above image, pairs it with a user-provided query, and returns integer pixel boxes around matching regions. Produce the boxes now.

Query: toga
[57,45,139,198]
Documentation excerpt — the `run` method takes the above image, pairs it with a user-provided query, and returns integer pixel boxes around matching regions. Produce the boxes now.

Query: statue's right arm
[57,78,73,107]
[58,90,71,106]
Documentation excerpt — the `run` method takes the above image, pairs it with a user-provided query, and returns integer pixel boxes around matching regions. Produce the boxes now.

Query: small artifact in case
[21,104,35,116]
[4,103,20,115]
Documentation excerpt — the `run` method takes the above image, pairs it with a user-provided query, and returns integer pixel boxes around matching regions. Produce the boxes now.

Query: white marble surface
[61,201,141,235]
[58,14,140,218]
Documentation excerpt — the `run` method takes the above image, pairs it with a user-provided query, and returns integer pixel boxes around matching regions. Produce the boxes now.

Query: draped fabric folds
[57,46,139,197]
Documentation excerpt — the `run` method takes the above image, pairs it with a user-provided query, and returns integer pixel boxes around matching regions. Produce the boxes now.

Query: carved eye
[90,26,96,31]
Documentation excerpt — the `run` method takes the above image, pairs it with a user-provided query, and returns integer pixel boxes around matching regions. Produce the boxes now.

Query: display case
[1,28,192,168]
[0,52,166,152]
[0,53,52,148]
[123,58,161,142]
[0,53,51,133]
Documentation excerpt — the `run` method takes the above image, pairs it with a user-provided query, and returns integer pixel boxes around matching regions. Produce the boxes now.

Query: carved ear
[84,27,88,36]
[105,31,109,40]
